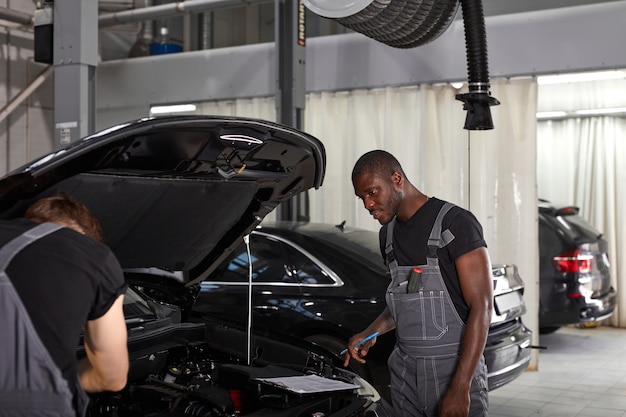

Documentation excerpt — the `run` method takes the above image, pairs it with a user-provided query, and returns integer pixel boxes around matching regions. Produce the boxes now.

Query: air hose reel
[303,0,500,130]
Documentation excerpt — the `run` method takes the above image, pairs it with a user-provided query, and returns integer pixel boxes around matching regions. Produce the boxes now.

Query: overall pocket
[388,266,448,341]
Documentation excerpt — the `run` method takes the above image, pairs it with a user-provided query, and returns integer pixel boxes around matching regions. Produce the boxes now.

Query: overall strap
[384,217,397,269]
[0,222,65,276]
[426,202,455,258]
[384,202,457,264]
[0,222,76,416]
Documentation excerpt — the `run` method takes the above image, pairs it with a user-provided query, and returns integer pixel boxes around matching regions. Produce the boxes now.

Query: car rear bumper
[579,286,617,322]
[540,286,617,327]
[484,318,532,390]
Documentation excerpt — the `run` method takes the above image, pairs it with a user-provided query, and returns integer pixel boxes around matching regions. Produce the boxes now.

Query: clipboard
[253,374,361,394]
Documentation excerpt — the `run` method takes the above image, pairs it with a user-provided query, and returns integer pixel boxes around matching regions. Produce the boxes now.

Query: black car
[0,115,393,417]
[192,221,533,399]
[538,199,616,333]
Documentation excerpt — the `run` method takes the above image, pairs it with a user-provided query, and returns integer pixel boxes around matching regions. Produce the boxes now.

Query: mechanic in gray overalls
[346,150,493,417]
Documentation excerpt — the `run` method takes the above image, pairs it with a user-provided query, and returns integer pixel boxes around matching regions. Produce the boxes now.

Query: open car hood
[0,116,325,285]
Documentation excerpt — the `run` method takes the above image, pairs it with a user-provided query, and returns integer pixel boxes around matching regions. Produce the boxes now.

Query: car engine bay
[85,315,384,417]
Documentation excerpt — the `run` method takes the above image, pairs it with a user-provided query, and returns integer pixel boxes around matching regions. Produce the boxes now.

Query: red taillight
[568,293,585,299]
[229,389,245,414]
[552,249,593,273]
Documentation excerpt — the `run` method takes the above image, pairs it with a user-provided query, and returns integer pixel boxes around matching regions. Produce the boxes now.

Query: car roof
[257,221,387,269]
[538,199,603,241]
[538,198,581,216]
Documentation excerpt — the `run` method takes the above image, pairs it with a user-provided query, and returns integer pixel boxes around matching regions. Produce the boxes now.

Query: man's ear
[391,171,403,187]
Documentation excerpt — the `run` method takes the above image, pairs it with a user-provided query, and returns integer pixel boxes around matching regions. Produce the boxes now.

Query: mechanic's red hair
[25,193,105,243]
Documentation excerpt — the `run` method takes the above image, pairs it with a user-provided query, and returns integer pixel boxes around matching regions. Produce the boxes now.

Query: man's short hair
[351,150,405,181]
[25,193,104,242]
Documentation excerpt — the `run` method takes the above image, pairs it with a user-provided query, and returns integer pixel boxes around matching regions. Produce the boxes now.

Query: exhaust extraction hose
[455,0,500,130]
[303,0,501,130]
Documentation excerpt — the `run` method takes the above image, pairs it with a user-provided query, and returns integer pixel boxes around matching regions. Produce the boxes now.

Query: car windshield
[123,287,158,320]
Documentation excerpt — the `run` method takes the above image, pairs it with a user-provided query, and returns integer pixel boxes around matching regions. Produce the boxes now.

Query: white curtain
[538,116,626,327]
[198,97,277,120]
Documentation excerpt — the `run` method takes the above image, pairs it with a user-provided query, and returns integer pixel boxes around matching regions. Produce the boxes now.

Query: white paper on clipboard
[254,374,360,394]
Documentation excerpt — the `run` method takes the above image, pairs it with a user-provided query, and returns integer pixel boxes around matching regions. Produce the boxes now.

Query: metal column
[275,0,308,221]
[53,0,98,149]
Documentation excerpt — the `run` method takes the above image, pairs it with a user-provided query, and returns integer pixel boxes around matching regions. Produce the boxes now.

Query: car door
[193,233,321,332]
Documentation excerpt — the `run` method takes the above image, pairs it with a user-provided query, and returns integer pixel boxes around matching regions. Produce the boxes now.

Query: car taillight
[229,389,245,414]
[552,249,593,273]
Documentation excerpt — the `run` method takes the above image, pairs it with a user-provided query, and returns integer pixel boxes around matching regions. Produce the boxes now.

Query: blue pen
[339,331,380,356]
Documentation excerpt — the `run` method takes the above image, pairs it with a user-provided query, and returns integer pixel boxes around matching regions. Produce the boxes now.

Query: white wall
[0,24,55,174]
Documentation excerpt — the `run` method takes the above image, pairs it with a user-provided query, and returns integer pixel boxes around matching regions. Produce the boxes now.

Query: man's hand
[79,295,129,392]
[438,383,471,417]
[342,331,378,367]
[343,307,395,367]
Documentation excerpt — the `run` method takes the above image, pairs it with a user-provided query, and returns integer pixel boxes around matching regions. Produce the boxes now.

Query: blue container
[149,42,183,55]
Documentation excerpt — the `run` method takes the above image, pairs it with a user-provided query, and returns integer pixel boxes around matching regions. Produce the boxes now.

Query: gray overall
[0,223,89,417]
[385,203,488,417]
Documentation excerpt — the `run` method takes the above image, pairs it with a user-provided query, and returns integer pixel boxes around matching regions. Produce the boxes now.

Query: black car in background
[538,199,616,333]
[0,116,393,417]
[192,221,533,399]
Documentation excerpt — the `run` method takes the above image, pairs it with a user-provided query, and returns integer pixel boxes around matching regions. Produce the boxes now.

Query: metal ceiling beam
[274,0,307,221]
[54,0,98,149]
[99,0,270,28]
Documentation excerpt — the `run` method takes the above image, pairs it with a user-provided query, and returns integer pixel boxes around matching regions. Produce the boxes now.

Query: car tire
[304,334,373,381]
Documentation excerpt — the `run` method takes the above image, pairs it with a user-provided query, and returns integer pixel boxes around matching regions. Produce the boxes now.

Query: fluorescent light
[537,107,626,119]
[537,70,626,85]
[150,104,197,114]
[450,82,464,89]
[575,107,626,115]
[537,111,567,119]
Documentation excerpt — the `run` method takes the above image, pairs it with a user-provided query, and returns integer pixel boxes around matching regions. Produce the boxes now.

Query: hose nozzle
[455,91,500,130]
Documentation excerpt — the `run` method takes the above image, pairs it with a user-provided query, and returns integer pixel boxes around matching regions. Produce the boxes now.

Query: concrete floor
[489,325,626,417]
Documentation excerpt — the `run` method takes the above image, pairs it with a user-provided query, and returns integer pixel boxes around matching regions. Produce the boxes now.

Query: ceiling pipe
[0,6,34,26]
[99,0,270,28]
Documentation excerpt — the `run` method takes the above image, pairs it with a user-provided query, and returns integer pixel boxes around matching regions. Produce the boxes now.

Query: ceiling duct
[303,0,500,130]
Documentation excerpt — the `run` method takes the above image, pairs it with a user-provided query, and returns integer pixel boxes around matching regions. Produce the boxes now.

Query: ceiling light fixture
[537,107,626,119]
[536,111,567,119]
[537,70,626,85]
[150,104,197,114]
[575,107,626,115]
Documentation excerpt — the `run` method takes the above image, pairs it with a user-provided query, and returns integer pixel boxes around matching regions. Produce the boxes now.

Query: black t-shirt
[379,197,487,321]
[0,218,126,407]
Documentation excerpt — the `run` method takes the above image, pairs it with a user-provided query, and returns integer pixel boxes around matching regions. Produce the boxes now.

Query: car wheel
[304,334,372,381]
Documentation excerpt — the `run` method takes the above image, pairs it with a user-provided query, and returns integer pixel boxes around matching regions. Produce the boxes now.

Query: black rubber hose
[455,0,500,130]
[461,0,489,92]
[329,0,499,130]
